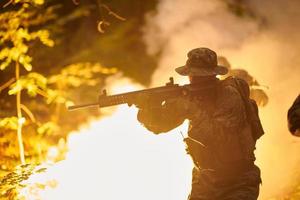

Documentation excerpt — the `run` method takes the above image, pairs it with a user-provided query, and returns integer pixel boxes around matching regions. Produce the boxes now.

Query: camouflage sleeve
[137,98,188,134]
[288,94,300,136]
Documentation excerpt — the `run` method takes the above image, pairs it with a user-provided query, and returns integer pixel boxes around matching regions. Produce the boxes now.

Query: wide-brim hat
[175,47,228,76]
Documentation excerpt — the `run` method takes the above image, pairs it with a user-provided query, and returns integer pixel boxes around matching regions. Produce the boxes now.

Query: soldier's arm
[137,98,188,134]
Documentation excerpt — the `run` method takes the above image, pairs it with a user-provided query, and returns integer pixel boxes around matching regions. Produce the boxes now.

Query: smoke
[143,0,300,199]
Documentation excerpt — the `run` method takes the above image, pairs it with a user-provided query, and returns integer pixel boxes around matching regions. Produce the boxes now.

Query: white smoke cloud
[143,0,259,85]
[143,0,300,199]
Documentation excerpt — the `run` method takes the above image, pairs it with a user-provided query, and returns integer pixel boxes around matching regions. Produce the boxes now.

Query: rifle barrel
[67,78,214,111]
[67,102,99,111]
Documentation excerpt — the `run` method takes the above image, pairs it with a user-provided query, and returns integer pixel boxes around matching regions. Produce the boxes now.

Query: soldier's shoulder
[220,76,250,97]
[230,69,254,84]
[220,76,249,89]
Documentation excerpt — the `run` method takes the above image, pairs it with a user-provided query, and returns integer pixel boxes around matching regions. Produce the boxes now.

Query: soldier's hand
[137,106,163,124]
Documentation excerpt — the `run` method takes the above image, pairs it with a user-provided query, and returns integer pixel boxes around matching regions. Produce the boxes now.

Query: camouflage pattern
[188,166,260,200]
[137,77,262,200]
[175,48,228,77]
[217,56,268,107]
[288,94,300,136]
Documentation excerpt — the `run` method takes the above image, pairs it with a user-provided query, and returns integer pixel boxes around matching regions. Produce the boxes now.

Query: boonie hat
[176,47,228,76]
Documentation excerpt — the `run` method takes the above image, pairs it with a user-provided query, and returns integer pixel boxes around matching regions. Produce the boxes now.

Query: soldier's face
[189,76,202,83]
[188,75,217,84]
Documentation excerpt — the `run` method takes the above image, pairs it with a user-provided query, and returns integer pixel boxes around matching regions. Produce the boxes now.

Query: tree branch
[36,88,49,98]
[3,0,13,8]
[100,4,126,21]
[20,104,36,123]
[72,0,80,5]
[0,78,16,93]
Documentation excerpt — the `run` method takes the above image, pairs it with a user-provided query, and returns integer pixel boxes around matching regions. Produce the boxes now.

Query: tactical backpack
[229,77,265,140]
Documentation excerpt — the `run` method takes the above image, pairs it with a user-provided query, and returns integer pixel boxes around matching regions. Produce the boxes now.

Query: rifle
[67,77,212,111]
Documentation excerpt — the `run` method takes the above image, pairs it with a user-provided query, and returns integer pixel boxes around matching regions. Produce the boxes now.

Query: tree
[0,0,56,165]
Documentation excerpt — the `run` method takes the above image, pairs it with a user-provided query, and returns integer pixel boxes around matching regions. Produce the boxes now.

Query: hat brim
[175,65,228,76]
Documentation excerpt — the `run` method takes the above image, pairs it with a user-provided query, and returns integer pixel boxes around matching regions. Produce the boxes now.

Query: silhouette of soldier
[137,47,263,200]
[217,56,269,107]
[288,94,300,136]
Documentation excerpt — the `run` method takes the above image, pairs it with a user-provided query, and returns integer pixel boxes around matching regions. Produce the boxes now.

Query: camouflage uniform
[217,56,268,107]
[288,94,300,136]
[138,48,262,200]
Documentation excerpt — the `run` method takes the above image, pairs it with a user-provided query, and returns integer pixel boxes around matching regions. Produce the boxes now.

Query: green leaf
[37,122,59,135]
[26,82,38,97]
[8,80,23,95]
[45,88,61,104]
[32,0,45,5]
[19,55,32,71]
[0,48,10,60]
[27,72,47,89]
[32,30,54,47]
[23,62,33,71]
[16,28,31,41]
[10,48,21,61]
[48,62,117,88]
[0,117,18,130]
[0,58,12,70]
[8,73,49,96]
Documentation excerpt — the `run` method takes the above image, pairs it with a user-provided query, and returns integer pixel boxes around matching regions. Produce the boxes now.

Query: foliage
[0,0,157,198]
[0,117,18,130]
[8,73,47,96]
[48,62,117,88]
[0,164,49,200]
[0,0,58,167]
[0,2,55,71]
[0,0,122,170]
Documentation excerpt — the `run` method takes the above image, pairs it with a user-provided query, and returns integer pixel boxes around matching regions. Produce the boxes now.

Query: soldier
[288,94,300,136]
[137,48,263,200]
[217,56,269,107]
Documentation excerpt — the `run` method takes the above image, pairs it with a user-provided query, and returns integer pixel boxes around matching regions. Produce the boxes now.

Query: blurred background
[0,0,299,199]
